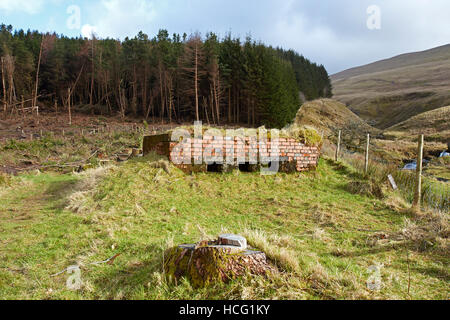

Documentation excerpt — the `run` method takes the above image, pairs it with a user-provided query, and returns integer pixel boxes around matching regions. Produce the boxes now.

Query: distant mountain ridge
[332,44,450,80]
[331,44,450,129]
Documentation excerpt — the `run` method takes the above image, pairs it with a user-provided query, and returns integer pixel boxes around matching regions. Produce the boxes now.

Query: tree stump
[164,236,272,288]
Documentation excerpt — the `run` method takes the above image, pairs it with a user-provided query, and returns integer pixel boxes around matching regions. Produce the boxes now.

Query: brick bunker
[143,132,321,173]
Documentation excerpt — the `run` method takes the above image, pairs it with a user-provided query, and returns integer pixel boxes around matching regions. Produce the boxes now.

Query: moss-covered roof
[162,125,323,147]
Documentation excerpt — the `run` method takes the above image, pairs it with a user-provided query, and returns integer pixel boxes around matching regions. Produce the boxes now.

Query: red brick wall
[144,135,320,173]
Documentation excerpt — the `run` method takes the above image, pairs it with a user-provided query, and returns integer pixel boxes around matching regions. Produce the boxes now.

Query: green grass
[0,156,448,300]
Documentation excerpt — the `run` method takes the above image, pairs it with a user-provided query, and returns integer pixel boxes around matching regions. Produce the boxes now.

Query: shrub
[346,179,385,199]
[283,125,323,147]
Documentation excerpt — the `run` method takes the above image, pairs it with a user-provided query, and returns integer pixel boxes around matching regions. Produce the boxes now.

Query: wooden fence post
[365,133,370,174]
[335,130,341,161]
[413,134,424,212]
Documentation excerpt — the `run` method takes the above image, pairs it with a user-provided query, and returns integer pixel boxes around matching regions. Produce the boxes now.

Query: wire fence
[323,134,449,214]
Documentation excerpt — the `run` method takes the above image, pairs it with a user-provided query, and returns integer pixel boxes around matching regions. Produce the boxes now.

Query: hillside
[331,44,450,129]
[294,99,447,163]
[294,99,379,139]
[385,106,450,145]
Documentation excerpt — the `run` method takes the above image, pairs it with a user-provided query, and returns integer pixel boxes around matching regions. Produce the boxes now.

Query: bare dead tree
[181,34,206,122]
[33,37,44,110]
[89,34,96,106]
[67,64,85,125]
[142,64,148,117]
[167,72,174,123]
[1,57,7,114]
[4,55,16,109]
[117,82,127,119]
[131,64,137,115]
[158,61,165,122]
[194,42,199,122]
[208,56,221,124]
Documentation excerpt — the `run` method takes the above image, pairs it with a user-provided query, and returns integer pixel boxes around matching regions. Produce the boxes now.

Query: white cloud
[81,24,98,39]
[0,0,44,14]
[79,0,450,72]
[257,0,450,73]
[85,0,157,39]
[6,0,448,74]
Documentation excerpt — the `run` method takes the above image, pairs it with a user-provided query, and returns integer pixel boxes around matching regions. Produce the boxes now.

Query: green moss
[165,124,323,147]
[164,246,255,288]
[282,125,323,147]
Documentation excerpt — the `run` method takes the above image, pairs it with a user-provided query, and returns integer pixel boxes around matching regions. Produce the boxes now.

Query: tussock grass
[66,166,115,214]
[346,180,385,199]
[399,213,449,252]
[242,229,301,273]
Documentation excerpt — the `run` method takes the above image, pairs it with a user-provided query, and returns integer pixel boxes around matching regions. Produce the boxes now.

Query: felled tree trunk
[164,244,271,288]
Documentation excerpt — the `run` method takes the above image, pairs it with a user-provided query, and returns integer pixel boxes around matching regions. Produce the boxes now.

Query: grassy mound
[294,99,378,140]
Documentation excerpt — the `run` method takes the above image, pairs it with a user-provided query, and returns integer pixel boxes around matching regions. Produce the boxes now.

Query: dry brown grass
[346,179,385,199]
[385,105,450,145]
[242,229,301,273]
[332,44,450,129]
[294,99,378,138]
[66,165,115,214]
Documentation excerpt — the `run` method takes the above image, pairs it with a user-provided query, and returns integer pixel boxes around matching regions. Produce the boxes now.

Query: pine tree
[0,25,332,128]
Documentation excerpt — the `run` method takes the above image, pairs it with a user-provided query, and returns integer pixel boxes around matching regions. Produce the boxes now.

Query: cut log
[164,242,272,288]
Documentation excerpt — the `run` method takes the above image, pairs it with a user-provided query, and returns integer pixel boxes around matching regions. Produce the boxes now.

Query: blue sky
[1,0,449,74]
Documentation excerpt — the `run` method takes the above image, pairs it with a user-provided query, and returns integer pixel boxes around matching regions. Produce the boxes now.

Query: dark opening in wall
[238,163,260,173]
[238,163,251,172]
[207,163,222,173]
